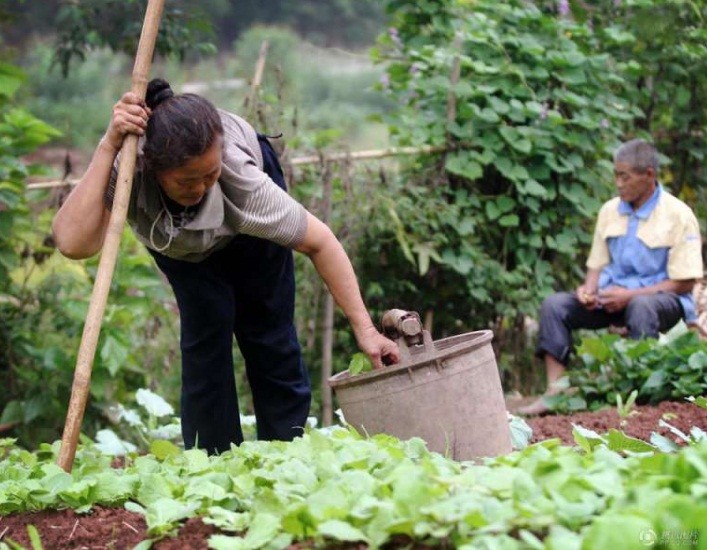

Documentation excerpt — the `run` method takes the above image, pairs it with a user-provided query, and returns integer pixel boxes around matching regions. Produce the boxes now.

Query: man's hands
[575,284,599,309]
[575,284,633,313]
[103,92,151,151]
[596,286,633,313]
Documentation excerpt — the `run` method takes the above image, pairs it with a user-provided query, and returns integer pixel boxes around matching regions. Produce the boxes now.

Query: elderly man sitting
[519,139,703,416]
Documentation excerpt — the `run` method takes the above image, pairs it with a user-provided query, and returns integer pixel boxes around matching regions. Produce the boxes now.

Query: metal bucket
[329,310,512,460]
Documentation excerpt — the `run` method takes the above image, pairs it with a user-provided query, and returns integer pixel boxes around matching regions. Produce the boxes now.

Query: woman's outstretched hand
[354,325,400,369]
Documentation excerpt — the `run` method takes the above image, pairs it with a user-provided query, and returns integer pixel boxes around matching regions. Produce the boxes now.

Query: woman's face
[157,137,223,207]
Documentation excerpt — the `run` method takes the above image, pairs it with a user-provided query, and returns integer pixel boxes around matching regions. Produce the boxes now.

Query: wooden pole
[320,160,335,427]
[253,41,269,88]
[57,0,165,473]
[290,145,447,166]
[244,40,269,111]
[446,33,463,132]
[26,145,450,191]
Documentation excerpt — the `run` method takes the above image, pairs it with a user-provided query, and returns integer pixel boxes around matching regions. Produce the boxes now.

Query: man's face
[613,162,655,208]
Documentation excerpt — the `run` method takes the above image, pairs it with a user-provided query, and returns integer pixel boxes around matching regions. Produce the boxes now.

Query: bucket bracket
[381,309,438,366]
[381,309,424,346]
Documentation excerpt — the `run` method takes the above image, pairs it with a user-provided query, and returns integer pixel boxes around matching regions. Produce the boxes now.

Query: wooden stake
[26,145,450,191]
[290,144,447,166]
[244,40,269,113]
[446,33,463,132]
[320,160,335,427]
[57,0,165,473]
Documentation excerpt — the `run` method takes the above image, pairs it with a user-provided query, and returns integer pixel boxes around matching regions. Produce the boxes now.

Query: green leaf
[572,424,606,452]
[136,389,175,418]
[150,440,181,460]
[208,535,247,550]
[445,155,483,181]
[509,415,533,450]
[496,196,515,213]
[566,396,587,411]
[499,126,519,145]
[688,351,707,370]
[606,430,655,454]
[523,179,547,197]
[687,396,707,410]
[0,401,23,425]
[485,200,501,220]
[641,370,667,391]
[0,63,26,100]
[582,514,654,550]
[577,337,613,363]
[511,139,532,154]
[498,214,519,227]
[318,520,368,543]
[349,353,373,376]
[649,433,680,453]
[478,108,500,123]
[241,513,281,549]
[488,96,510,114]
[144,498,199,536]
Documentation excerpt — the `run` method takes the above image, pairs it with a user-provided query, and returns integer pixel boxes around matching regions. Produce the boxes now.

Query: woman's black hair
[143,78,224,173]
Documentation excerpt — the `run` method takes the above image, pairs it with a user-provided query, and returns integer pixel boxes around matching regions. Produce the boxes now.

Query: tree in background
[563,0,707,209]
[2,0,385,62]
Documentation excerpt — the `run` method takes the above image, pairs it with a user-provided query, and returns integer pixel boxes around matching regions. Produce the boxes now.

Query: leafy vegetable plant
[551,322,707,412]
[347,352,374,376]
[1,414,707,548]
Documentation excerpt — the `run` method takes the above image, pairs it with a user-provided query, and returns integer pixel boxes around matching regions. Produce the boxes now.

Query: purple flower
[389,27,403,48]
[600,118,610,129]
[380,73,390,89]
[409,62,421,76]
[558,0,570,17]
[540,103,549,120]
[614,0,622,7]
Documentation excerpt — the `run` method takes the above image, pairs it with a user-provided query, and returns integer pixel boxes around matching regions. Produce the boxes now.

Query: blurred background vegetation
[1,0,705,448]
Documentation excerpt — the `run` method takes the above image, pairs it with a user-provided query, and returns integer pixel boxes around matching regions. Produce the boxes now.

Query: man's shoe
[516,397,551,416]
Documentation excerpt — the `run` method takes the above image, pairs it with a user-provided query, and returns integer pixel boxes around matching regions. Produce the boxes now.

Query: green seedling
[616,389,638,418]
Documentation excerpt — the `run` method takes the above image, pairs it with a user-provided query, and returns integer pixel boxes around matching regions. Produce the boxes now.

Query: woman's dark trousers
[150,136,311,454]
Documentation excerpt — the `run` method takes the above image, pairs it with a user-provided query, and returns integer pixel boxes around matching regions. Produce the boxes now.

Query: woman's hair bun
[146,78,175,109]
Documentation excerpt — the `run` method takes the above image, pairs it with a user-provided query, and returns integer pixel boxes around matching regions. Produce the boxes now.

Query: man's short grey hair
[613,139,659,172]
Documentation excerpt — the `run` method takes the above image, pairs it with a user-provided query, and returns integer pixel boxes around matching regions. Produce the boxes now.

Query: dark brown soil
[2,400,705,549]
[526,400,706,445]
[0,507,217,550]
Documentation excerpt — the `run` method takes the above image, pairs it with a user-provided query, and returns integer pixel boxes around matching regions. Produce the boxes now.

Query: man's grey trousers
[536,291,684,365]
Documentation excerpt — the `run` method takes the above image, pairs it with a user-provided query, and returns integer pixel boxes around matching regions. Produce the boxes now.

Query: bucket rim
[329,329,494,389]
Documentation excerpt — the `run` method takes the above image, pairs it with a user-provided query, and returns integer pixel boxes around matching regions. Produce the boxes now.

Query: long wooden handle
[57,0,166,473]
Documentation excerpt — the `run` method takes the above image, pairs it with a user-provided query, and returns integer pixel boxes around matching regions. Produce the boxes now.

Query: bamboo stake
[446,33,463,132]
[57,0,165,473]
[27,145,451,191]
[290,144,447,166]
[319,160,335,427]
[243,40,269,112]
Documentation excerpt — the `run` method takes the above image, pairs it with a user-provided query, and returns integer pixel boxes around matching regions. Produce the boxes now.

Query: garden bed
[2,400,705,549]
